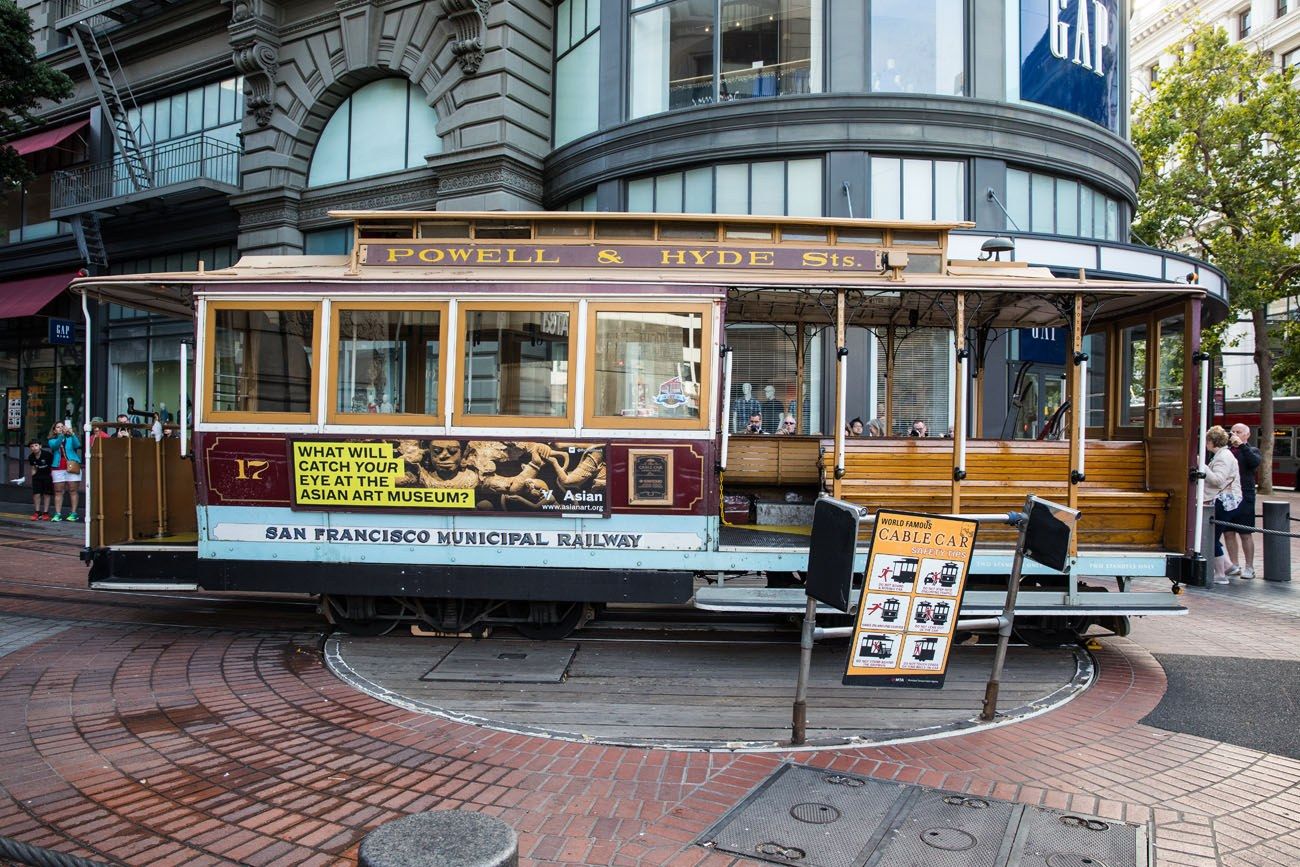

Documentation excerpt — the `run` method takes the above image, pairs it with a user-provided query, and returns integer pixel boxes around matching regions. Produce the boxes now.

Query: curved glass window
[1005,168,1120,241]
[307,80,442,187]
[871,0,965,95]
[555,0,601,146]
[630,0,821,119]
[627,158,822,216]
[869,157,966,220]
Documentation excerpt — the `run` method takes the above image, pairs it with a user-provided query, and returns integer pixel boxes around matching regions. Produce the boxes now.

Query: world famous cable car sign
[844,510,979,688]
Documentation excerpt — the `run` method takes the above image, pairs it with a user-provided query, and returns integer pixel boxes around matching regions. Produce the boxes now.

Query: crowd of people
[1201,422,1262,583]
[19,411,172,522]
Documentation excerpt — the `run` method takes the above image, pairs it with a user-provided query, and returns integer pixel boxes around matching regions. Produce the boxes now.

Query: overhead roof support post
[833,288,847,497]
[1068,294,1084,559]
[952,292,967,514]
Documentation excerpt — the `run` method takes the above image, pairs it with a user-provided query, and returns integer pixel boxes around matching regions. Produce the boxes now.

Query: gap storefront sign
[1020,0,1120,132]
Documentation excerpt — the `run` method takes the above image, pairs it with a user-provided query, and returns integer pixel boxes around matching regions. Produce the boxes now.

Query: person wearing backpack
[48,421,84,522]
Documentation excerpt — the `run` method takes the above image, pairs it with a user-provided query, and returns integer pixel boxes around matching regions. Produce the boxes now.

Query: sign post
[980,495,1080,720]
[843,510,979,688]
[792,496,862,745]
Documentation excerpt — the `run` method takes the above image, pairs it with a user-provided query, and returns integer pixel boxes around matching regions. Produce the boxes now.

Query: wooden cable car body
[70,211,1222,637]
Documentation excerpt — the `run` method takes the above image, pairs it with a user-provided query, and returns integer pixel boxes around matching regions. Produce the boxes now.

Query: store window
[1155,314,1184,427]
[208,305,317,418]
[877,329,951,435]
[1,130,86,247]
[629,0,820,119]
[1119,322,1147,428]
[870,0,965,95]
[869,157,966,221]
[1238,8,1252,38]
[458,307,573,422]
[554,0,601,146]
[307,80,442,187]
[1005,168,1121,241]
[725,323,823,434]
[588,306,707,426]
[627,158,822,216]
[331,306,444,422]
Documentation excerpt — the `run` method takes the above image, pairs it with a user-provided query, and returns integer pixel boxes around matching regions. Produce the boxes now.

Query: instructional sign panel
[844,510,979,688]
[288,439,608,515]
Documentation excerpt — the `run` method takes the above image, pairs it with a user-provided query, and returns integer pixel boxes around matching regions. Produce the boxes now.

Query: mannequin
[761,384,784,432]
[733,382,761,432]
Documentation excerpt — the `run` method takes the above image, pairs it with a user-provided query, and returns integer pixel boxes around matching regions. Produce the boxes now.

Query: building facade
[2,0,1224,490]
[1130,0,1300,398]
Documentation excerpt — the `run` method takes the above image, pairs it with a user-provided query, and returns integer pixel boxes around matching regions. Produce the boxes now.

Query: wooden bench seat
[824,439,1169,548]
[726,436,821,486]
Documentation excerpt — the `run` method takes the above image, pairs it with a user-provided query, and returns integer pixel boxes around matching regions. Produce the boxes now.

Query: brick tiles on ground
[3,533,1300,864]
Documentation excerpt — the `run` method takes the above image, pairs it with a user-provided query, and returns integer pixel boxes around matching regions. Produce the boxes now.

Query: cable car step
[90,581,200,591]
[692,586,1187,617]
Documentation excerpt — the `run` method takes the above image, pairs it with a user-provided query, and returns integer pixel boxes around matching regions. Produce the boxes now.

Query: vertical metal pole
[981,498,1031,721]
[81,292,93,550]
[952,293,966,515]
[1192,354,1211,561]
[1262,500,1291,582]
[791,595,817,746]
[180,339,189,458]
[719,347,734,468]
[833,289,846,499]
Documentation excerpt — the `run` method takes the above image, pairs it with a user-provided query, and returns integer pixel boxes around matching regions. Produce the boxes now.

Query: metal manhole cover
[920,828,978,851]
[698,763,1148,867]
[420,640,577,683]
[790,803,840,824]
[1047,856,1110,867]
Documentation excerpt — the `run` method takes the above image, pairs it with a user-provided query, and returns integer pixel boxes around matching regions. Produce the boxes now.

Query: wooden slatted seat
[823,439,1169,548]
[725,436,821,486]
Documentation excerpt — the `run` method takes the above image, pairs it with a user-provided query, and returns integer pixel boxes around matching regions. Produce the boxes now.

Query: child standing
[26,440,54,520]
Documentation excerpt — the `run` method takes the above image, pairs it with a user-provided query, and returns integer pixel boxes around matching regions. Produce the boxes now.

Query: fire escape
[51,0,238,269]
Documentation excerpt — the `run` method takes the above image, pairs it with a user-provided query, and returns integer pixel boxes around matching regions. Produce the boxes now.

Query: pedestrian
[846,417,864,437]
[777,414,798,435]
[150,411,164,442]
[47,421,83,523]
[866,418,886,437]
[114,413,134,437]
[745,412,766,434]
[88,416,111,446]
[910,420,928,437]
[25,439,54,521]
[1200,425,1241,584]
[1222,423,1262,579]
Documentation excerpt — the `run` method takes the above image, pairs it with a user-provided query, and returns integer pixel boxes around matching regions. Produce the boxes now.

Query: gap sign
[48,318,75,345]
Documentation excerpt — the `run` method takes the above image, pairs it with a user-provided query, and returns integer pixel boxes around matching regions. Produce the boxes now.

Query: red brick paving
[2,510,1299,864]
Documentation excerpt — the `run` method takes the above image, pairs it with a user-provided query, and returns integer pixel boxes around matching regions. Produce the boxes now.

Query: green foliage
[0,0,74,188]
[1274,320,1300,394]
[1132,25,1300,311]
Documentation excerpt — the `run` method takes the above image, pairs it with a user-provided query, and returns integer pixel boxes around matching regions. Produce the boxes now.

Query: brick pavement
[1,505,1299,864]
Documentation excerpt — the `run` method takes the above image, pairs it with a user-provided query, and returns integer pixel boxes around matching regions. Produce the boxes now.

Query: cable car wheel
[513,602,592,640]
[322,595,402,637]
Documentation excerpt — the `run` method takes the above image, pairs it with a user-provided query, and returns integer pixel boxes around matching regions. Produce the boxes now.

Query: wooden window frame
[452,300,578,429]
[1113,315,1153,438]
[584,302,714,430]
[204,300,322,424]
[1152,306,1188,435]
[326,300,449,426]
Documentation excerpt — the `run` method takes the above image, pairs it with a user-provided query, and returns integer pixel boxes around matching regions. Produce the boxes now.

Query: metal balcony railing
[52,135,241,213]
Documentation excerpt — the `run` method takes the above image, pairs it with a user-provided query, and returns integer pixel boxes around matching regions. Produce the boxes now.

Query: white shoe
[1213,577,1230,584]
[1241,566,1255,579]
[1225,563,1242,576]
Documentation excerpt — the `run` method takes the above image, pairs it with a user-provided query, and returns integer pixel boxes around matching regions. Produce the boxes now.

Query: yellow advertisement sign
[291,441,474,509]
[843,510,979,688]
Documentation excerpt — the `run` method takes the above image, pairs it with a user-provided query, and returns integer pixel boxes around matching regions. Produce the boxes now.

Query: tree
[1,0,74,188]
[1132,24,1300,494]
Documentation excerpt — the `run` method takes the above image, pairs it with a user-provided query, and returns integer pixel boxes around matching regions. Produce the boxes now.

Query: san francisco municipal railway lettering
[261,526,645,548]
[363,243,879,272]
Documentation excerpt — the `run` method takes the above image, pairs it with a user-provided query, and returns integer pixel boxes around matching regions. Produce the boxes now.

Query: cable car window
[331,305,443,422]
[1155,314,1184,427]
[1083,331,1107,429]
[1120,322,1147,428]
[459,307,573,421]
[209,304,317,418]
[588,306,707,426]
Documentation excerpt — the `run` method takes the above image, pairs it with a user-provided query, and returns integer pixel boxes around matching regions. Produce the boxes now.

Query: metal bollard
[359,811,517,867]
[1262,500,1292,582]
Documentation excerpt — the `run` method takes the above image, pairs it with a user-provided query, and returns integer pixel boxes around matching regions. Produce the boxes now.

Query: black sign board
[804,497,862,613]
[1023,496,1080,573]
[48,318,75,345]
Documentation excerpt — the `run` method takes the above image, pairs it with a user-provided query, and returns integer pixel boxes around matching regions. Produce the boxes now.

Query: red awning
[0,272,79,319]
[4,119,89,157]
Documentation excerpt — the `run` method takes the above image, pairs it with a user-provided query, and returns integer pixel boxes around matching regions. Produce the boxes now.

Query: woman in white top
[1201,425,1242,583]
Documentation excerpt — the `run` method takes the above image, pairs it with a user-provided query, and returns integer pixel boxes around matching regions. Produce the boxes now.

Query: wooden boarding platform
[328,632,1088,748]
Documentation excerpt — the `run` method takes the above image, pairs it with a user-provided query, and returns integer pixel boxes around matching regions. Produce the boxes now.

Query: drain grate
[420,640,577,683]
[698,764,1149,867]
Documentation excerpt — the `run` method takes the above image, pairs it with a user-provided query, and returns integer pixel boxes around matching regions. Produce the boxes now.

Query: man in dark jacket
[1224,423,1262,579]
